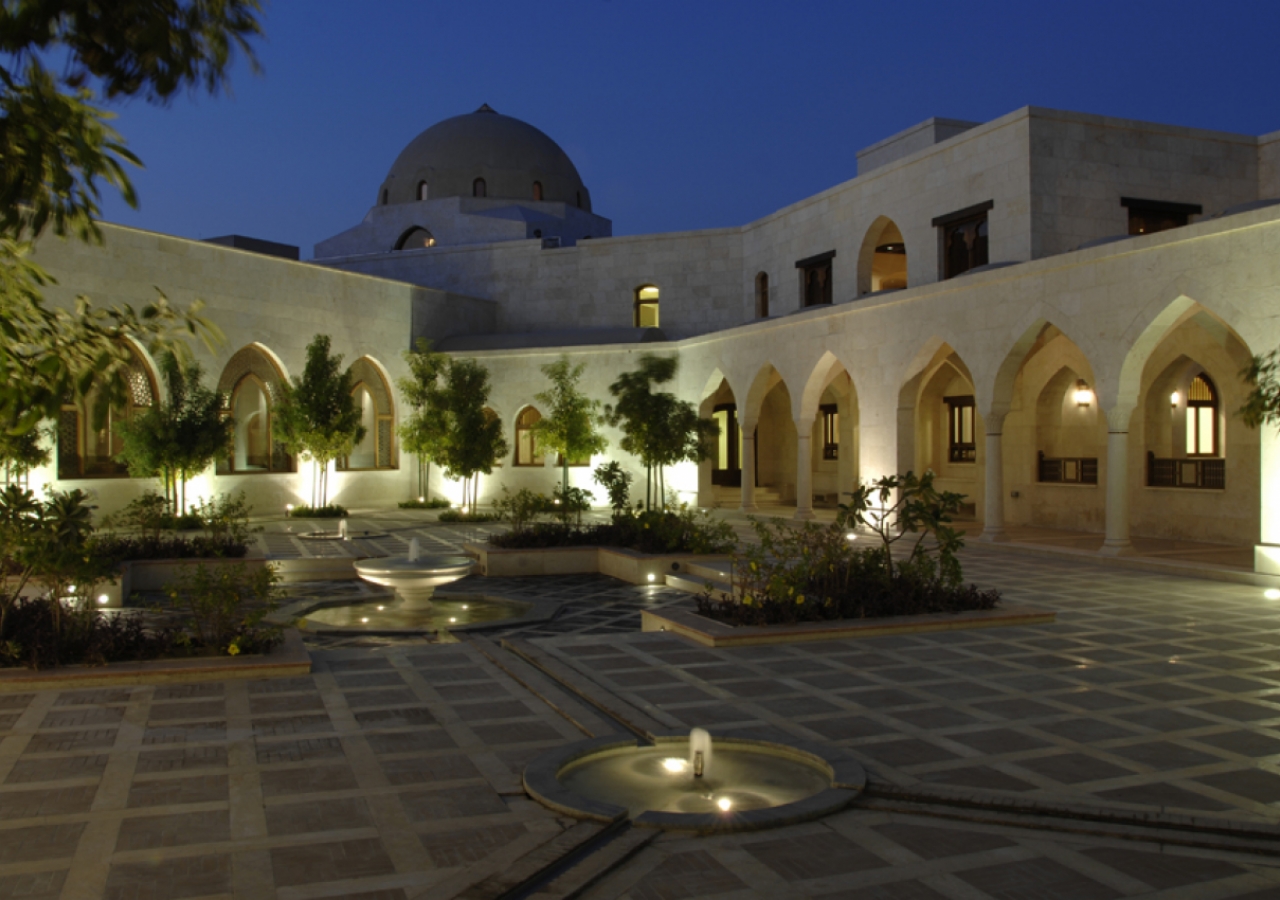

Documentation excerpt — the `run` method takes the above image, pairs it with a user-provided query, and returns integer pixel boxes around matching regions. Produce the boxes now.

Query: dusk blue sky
[96,0,1280,259]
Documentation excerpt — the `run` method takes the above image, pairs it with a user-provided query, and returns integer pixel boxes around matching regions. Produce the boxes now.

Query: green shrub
[493,487,553,532]
[288,504,347,519]
[489,504,735,555]
[437,509,499,523]
[0,599,181,669]
[398,497,452,509]
[162,562,282,656]
[94,490,256,561]
[693,473,999,627]
[592,461,632,512]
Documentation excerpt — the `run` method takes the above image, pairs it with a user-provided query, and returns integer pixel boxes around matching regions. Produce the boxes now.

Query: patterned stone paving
[4,519,1280,897]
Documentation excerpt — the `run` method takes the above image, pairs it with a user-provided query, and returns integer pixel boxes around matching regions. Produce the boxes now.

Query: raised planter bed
[0,628,311,691]
[641,604,1055,648]
[465,543,726,586]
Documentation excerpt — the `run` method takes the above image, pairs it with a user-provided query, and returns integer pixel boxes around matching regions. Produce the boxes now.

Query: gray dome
[378,104,591,211]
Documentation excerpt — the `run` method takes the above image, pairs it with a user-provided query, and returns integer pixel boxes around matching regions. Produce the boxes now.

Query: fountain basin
[524,732,864,833]
[299,593,529,632]
[353,554,474,606]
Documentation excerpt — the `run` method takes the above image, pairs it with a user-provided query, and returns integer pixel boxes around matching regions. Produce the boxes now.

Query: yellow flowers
[226,641,241,656]
[749,561,758,571]
[742,594,753,606]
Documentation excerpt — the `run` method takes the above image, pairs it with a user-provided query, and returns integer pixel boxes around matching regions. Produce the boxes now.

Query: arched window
[755,272,769,318]
[338,357,396,471]
[417,181,429,201]
[473,178,487,198]
[532,181,543,201]
[635,285,660,328]
[57,344,156,479]
[576,191,582,209]
[216,345,294,474]
[380,188,388,206]
[1186,373,1218,457]
[394,227,435,251]
[515,407,542,466]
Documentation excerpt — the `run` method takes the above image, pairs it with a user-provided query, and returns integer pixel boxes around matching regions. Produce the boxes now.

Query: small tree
[272,335,365,508]
[397,339,451,501]
[440,358,507,513]
[838,471,966,587]
[533,356,608,500]
[1240,349,1280,431]
[606,355,717,509]
[115,352,231,513]
[0,427,50,488]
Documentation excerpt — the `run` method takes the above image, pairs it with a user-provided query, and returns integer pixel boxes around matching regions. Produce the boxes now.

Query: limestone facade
[19,104,1280,572]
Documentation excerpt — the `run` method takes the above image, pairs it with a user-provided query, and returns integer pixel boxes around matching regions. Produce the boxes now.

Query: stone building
[24,103,1280,575]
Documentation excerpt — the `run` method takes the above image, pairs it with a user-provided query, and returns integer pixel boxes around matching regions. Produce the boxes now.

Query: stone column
[979,414,1008,542]
[1100,426,1134,556]
[740,421,758,512]
[795,419,814,520]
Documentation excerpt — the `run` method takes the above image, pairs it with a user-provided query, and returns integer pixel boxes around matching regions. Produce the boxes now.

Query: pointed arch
[339,356,397,471]
[857,215,908,296]
[216,344,293,474]
[56,340,159,480]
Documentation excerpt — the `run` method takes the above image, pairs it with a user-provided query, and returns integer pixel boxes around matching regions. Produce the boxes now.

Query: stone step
[454,820,608,900]
[528,825,658,899]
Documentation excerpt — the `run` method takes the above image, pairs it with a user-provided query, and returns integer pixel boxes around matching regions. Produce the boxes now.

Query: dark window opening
[820,404,838,460]
[796,250,835,307]
[933,201,993,279]
[532,181,543,201]
[946,395,976,463]
[1122,197,1202,236]
[417,181,428,201]
[755,272,769,318]
[473,178,487,198]
[576,191,583,209]
[380,188,388,205]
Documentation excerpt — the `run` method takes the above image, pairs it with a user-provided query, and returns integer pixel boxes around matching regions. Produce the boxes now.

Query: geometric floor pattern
[5,518,1279,896]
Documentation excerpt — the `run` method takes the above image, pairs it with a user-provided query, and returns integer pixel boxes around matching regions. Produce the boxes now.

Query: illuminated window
[635,285,660,328]
[57,347,155,479]
[473,178,486,198]
[532,181,543,201]
[515,407,542,466]
[796,251,834,307]
[1185,373,1218,456]
[755,272,769,318]
[1123,197,1201,236]
[946,395,976,463]
[417,181,428,201]
[821,404,838,460]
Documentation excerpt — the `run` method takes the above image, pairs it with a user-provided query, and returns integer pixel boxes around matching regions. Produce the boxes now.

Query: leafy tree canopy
[272,335,364,508]
[397,339,450,498]
[1240,349,1280,432]
[115,351,230,511]
[440,358,506,513]
[0,1,262,437]
[533,356,607,495]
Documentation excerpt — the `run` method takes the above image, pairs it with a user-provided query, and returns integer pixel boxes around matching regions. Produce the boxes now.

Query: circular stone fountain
[352,538,474,607]
[524,729,864,833]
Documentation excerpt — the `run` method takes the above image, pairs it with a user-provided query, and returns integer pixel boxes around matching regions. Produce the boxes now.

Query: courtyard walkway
[1,515,1278,897]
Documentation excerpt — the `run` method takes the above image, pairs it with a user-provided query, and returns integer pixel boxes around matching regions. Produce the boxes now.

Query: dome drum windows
[532,181,543,201]
[417,181,429,201]
[473,178,487,198]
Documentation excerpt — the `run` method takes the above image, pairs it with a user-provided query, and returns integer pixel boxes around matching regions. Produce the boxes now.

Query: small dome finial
[476,103,496,114]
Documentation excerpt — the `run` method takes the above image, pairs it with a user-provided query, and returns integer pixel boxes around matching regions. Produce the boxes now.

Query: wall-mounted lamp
[1170,391,1181,408]
[1073,379,1093,408]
